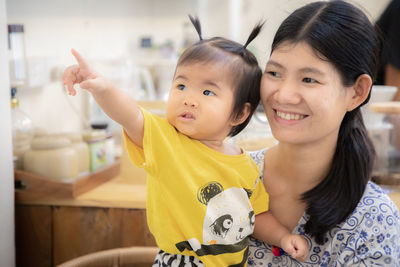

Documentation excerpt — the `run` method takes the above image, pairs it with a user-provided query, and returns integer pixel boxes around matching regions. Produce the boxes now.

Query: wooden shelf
[14,160,120,202]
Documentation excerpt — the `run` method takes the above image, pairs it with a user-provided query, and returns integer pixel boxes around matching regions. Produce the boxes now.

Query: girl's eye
[303,77,317,83]
[178,84,186,90]
[203,90,215,96]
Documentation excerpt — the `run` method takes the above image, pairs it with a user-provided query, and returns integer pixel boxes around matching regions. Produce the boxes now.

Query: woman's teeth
[276,111,304,120]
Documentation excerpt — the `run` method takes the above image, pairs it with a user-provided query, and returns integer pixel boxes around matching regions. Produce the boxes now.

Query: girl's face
[166,61,238,143]
[261,41,355,146]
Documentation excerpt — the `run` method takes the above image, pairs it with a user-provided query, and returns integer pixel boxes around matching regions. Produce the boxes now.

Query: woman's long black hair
[271,1,379,244]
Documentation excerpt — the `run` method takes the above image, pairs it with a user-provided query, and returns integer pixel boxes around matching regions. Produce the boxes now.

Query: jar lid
[83,130,107,142]
[31,137,71,150]
[55,132,83,143]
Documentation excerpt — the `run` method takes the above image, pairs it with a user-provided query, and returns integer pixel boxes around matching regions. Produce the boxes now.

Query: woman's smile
[275,109,307,121]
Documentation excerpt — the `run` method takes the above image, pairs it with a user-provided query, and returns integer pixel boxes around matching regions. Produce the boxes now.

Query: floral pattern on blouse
[248,149,400,266]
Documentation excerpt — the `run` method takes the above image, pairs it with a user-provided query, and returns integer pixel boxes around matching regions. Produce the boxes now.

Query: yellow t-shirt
[124,108,269,267]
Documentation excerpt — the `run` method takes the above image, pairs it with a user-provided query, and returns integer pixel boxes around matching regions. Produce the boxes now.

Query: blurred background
[4,0,390,134]
[1,1,396,266]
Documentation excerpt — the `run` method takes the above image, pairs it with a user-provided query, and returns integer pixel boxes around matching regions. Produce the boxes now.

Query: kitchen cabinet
[15,175,156,267]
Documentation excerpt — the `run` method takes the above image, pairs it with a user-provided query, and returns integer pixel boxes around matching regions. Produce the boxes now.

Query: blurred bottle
[11,87,34,169]
[8,24,26,87]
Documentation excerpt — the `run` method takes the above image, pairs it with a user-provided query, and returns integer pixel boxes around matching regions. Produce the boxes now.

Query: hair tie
[188,15,202,41]
[239,46,246,56]
[243,21,265,49]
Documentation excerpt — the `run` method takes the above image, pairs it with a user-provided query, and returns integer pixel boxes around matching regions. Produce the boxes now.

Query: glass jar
[58,133,90,176]
[23,137,79,182]
[83,130,107,172]
[11,87,33,169]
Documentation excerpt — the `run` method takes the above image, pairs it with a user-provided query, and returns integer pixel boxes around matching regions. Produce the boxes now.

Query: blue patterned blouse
[248,149,400,266]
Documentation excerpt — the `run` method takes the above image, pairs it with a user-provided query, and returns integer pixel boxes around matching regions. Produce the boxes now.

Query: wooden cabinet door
[15,205,52,267]
[16,205,156,266]
[53,206,156,265]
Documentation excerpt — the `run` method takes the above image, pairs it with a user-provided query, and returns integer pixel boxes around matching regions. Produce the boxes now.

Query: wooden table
[387,189,400,208]
[15,174,155,267]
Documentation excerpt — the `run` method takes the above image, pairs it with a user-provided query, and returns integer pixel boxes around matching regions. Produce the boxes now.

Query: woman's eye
[178,84,186,90]
[203,90,215,96]
[303,77,317,83]
[266,71,280,78]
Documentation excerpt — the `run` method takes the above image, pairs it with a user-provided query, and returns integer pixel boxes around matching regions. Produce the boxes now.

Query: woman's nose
[273,81,302,105]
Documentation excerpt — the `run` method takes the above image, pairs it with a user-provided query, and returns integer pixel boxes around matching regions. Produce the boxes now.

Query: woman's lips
[274,109,308,121]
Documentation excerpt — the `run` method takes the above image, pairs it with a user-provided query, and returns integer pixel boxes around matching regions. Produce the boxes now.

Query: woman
[248,1,400,266]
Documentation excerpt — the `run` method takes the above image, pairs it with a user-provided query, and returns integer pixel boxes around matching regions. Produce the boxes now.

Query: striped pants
[153,250,204,267]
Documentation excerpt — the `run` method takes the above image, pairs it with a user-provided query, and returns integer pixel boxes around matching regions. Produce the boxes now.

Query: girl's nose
[184,98,198,108]
[273,81,302,105]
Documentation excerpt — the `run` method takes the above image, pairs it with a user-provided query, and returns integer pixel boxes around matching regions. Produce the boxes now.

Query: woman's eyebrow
[266,60,283,69]
[299,67,325,76]
[267,60,325,76]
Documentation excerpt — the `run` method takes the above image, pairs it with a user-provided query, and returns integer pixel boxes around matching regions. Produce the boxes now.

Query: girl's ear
[231,103,251,126]
[347,74,372,112]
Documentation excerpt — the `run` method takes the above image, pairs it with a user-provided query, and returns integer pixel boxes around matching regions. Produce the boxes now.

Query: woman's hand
[280,234,310,262]
[62,48,111,96]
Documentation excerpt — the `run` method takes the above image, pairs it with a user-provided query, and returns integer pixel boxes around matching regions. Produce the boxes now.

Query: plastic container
[104,134,115,165]
[58,133,90,176]
[23,137,79,181]
[368,100,400,176]
[83,130,107,172]
[368,122,393,175]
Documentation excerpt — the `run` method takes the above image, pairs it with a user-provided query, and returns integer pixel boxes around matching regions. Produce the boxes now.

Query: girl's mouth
[180,112,195,120]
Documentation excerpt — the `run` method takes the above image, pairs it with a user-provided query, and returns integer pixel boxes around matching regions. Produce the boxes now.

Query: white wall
[231,0,391,68]
[1,0,16,265]
[4,0,392,134]
[6,0,200,134]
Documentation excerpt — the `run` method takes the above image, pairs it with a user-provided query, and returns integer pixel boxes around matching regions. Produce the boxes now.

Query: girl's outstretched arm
[62,49,144,147]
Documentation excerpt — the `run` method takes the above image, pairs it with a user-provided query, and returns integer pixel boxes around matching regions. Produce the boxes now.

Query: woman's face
[261,41,355,146]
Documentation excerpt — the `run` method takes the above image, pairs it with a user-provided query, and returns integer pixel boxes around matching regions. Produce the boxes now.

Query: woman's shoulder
[336,181,400,237]
[301,182,400,266]
[323,181,400,265]
[248,182,400,266]
[355,181,399,216]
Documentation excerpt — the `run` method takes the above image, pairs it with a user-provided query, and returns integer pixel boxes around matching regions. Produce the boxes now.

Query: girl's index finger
[71,48,89,69]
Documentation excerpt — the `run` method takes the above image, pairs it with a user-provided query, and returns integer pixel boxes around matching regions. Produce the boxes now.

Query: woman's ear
[231,103,251,126]
[347,74,372,112]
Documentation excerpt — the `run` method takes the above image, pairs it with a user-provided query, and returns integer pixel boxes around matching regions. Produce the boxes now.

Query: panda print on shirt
[175,182,255,267]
